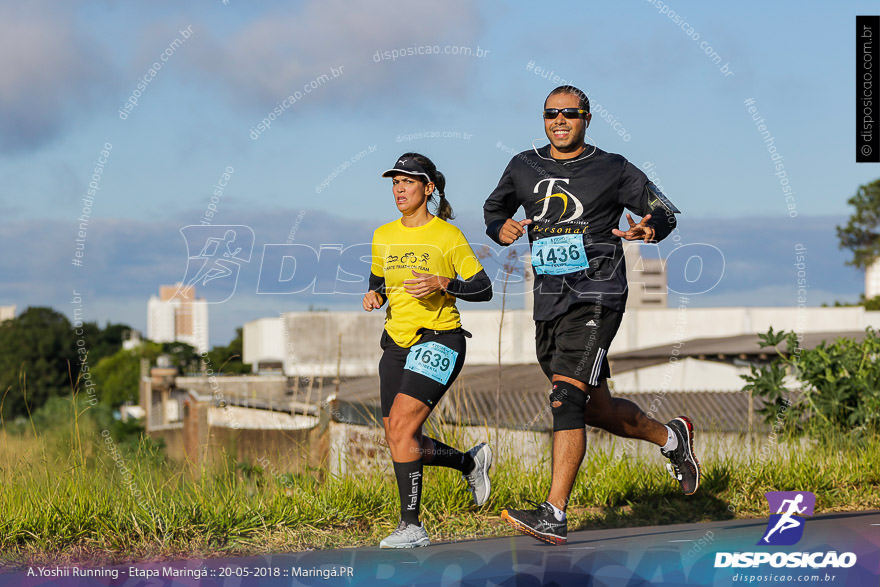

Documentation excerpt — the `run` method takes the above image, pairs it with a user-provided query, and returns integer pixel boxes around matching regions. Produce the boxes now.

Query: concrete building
[122,329,143,351]
[242,317,285,373]
[242,246,878,392]
[243,305,880,392]
[147,284,209,354]
[867,258,880,299]
[0,305,15,322]
[623,242,667,309]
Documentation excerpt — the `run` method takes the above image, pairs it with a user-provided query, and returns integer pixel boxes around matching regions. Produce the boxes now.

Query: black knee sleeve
[549,381,590,431]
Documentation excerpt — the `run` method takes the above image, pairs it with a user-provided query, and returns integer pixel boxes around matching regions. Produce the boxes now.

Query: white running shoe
[462,443,492,506]
[379,520,430,549]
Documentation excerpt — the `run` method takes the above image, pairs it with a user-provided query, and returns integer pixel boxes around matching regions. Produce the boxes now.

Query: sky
[0,0,876,347]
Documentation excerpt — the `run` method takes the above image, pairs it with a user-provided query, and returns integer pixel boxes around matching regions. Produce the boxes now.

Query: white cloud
[184,0,483,108]
[0,3,114,153]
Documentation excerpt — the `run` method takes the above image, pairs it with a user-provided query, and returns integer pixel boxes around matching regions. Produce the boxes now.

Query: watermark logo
[760,491,815,546]
[178,225,255,303]
[713,490,856,572]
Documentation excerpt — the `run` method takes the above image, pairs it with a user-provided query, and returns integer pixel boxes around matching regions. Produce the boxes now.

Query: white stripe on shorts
[589,347,607,387]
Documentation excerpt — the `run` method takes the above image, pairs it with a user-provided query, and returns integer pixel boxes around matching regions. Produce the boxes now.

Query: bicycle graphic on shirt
[388,252,430,267]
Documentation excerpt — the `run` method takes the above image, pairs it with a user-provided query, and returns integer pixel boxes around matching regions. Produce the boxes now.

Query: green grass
[2,396,880,568]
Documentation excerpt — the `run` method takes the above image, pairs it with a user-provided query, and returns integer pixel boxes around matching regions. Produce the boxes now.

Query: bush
[741,327,880,437]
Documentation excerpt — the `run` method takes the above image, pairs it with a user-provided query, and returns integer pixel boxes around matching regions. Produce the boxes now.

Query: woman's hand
[404,270,450,299]
[363,290,384,311]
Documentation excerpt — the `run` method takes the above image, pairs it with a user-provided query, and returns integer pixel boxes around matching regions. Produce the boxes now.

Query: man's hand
[363,290,384,311]
[612,213,655,243]
[404,270,450,299]
[498,218,532,244]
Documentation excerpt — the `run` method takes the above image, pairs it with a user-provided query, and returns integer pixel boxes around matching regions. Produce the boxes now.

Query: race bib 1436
[531,234,589,275]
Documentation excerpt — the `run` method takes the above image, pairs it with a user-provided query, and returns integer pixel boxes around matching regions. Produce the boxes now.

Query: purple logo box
[759,491,816,546]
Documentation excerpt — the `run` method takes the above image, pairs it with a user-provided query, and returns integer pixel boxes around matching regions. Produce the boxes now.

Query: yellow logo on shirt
[533,178,584,224]
[536,192,571,216]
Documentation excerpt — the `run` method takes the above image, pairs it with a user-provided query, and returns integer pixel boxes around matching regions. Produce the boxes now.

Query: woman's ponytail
[433,170,454,221]
[398,152,455,221]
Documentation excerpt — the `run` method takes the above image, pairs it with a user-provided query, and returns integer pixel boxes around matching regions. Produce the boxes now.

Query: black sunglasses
[543,108,588,120]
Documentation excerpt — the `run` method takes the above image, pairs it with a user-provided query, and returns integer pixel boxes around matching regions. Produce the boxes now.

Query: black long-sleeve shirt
[484,145,679,321]
[369,269,493,304]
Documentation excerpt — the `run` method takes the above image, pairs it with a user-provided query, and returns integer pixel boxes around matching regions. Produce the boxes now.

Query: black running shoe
[661,416,701,495]
[501,501,567,545]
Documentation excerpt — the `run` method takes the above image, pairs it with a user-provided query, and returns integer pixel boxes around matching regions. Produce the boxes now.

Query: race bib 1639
[404,341,459,385]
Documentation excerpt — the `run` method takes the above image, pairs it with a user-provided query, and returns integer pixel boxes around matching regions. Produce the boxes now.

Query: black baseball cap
[381,156,432,183]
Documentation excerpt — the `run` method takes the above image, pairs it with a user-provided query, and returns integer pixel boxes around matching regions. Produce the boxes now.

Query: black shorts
[378,328,467,418]
[535,303,623,387]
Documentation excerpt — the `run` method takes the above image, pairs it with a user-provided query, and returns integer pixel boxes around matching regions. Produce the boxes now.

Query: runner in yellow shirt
[363,152,493,548]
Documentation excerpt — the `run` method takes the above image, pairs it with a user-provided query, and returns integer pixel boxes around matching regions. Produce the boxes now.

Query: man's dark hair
[545,85,590,113]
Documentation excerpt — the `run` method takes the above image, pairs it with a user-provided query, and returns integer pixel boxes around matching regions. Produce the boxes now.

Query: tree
[91,342,162,406]
[160,341,200,374]
[0,307,78,419]
[91,340,200,406]
[206,327,251,374]
[77,321,133,364]
[836,178,880,268]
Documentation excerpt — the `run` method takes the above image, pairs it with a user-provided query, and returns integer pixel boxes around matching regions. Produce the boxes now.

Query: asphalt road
[4,511,879,586]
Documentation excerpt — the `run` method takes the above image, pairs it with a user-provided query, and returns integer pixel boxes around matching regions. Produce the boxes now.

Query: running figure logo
[759,491,816,546]
[179,225,255,303]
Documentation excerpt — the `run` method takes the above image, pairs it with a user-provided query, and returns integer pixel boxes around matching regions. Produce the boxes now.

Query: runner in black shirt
[485,85,700,545]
